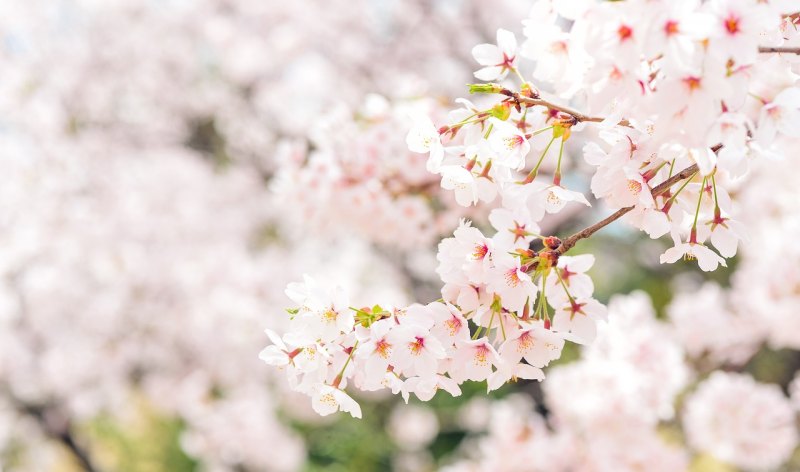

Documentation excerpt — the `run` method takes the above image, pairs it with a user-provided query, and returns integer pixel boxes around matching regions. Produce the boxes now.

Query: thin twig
[555,164,699,254]
[12,400,100,472]
[513,94,632,127]
[758,46,800,55]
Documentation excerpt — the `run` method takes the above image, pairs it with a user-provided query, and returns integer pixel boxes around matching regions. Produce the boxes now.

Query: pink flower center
[503,135,524,151]
[322,309,338,323]
[472,243,489,260]
[500,53,515,69]
[445,315,462,336]
[569,301,586,320]
[474,344,490,366]
[511,222,528,243]
[505,268,522,287]
[409,336,425,355]
[375,339,392,359]
[664,20,679,36]
[516,331,534,353]
[617,24,633,42]
[724,14,740,35]
[683,76,702,92]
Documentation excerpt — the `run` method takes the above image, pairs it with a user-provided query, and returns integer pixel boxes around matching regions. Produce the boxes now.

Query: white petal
[660,244,686,264]
[515,363,545,381]
[474,66,505,81]
[258,346,288,366]
[710,226,739,258]
[471,44,503,65]
[264,329,287,350]
[334,390,362,419]
[496,28,517,56]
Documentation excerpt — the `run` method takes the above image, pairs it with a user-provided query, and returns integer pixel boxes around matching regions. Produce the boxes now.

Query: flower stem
[711,174,721,218]
[689,177,706,243]
[553,137,566,186]
[555,269,576,304]
[333,341,359,387]
[524,135,556,183]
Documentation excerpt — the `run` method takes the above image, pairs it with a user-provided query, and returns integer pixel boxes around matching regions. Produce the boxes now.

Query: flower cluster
[272,96,477,249]
[265,0,800,417]
[443,293,799,472]
[410,0,800,273]
[683,371,798,470]
[263,223,613,417]
[0,0,532,467]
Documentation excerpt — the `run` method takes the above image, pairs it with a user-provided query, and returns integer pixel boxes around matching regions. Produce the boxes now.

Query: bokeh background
[1,1,798,471]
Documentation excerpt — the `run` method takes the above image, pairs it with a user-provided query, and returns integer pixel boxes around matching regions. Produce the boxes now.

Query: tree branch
[555,164,699,255]
[758,46,800,55]
[10,398,100,472]
[505,90,632,127]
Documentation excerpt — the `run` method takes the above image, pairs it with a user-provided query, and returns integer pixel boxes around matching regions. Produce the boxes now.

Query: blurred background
[0,1,798,471]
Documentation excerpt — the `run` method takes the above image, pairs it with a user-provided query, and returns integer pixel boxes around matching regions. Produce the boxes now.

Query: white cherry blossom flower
[311,385,362,419]
[489,206,540,248]
[440,165,496,207]
[258,329,292,367]
[472,29,518,81]
[406,113,445,172]
[757,86,800,144]
[551,297,607,345]
[487,118,530,170]
[660,241,727,272]
[487,361,544,392]
[400,374,462,403]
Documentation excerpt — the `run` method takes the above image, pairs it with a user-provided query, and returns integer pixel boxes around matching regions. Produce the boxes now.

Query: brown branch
[11,399,101,472]
[758,46,800,55]
[503,90,632,128]
[555,163,699,255]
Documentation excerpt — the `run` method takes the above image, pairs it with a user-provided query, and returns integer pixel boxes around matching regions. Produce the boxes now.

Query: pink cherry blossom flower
[697,215,748,258]
[436,219,494,285]
[489,206,540,248]
[448,337,501,383]
[551,297,607,345]
[387,325,447,379]
[498,322,565,368]
[356,319,395,381]
[430,302,471,347]
[485,252,538,314]
[545,254,596,307]
[683,372,798,470]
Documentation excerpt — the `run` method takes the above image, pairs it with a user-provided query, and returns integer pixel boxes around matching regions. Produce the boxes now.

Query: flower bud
[468,83,504,94]
[537,249,559,271]
[543,236,562,250]
[490,102,511,121]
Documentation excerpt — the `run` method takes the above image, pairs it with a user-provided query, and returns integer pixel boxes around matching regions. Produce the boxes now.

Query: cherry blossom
[472,29,518,81]
[683,372,799,470]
